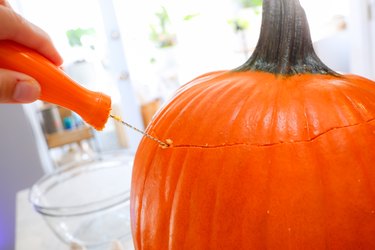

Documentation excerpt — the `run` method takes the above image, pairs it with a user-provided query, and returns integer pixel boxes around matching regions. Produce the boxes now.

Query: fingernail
[13,80,41,103]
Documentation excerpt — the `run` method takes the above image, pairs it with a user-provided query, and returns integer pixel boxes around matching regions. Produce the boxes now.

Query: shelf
[45,126,94,149]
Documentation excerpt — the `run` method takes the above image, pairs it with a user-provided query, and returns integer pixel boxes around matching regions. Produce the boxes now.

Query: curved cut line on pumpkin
[151,117,375,149]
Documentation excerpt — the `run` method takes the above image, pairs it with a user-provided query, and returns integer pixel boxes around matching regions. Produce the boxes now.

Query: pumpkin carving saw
[131,0,375,249]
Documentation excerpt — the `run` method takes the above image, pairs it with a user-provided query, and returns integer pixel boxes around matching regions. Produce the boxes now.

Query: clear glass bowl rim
[29,161,131,217]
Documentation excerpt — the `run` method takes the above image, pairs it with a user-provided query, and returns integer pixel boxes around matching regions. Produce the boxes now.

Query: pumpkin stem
[235,0,338,75]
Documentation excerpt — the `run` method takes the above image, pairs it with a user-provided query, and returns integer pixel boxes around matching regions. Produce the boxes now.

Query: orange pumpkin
[131,0,375,249]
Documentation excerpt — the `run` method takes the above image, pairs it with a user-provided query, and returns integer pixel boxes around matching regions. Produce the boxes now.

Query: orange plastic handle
[0,40,111,130]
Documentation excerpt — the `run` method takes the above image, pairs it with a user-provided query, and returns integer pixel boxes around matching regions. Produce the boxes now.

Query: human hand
[0,0,63,103]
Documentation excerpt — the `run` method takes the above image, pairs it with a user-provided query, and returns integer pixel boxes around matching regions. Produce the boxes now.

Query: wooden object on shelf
[141,98,162,127]
[45,126,94,149]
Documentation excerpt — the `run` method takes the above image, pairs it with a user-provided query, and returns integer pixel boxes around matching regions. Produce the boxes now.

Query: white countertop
[16,189,135,250]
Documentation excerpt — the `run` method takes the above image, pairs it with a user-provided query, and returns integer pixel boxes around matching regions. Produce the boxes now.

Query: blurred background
[0,0,374,249]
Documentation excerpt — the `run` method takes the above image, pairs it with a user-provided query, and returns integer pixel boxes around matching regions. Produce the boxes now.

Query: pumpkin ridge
[148,73,232,139]
[156,117,375,149]
[146,71,375,146]
[166,152,191,249]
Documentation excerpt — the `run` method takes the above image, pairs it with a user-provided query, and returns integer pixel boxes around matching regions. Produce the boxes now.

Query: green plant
[149,6,176,48]
[183,13,200,21]
[239,0,262,8]
[228,17,250,32]
[66,28,96,47]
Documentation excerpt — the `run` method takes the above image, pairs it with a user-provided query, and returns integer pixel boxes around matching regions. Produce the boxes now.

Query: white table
[15,189,135,250]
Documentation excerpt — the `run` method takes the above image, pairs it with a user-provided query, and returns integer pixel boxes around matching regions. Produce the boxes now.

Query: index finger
[0,5,63,65]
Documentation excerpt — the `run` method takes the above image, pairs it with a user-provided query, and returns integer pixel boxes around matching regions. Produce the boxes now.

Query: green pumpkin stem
[235,0,338,75]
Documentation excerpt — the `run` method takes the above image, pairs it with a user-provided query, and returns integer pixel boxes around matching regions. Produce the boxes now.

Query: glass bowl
[29,158,133,249]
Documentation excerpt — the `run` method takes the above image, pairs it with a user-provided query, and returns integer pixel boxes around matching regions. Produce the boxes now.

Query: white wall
[314,30,350,73]
[348,0,375,79]
[372,0,375,77]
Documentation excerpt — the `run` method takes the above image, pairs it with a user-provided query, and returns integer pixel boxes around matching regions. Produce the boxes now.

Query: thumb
[0,68,41,103]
